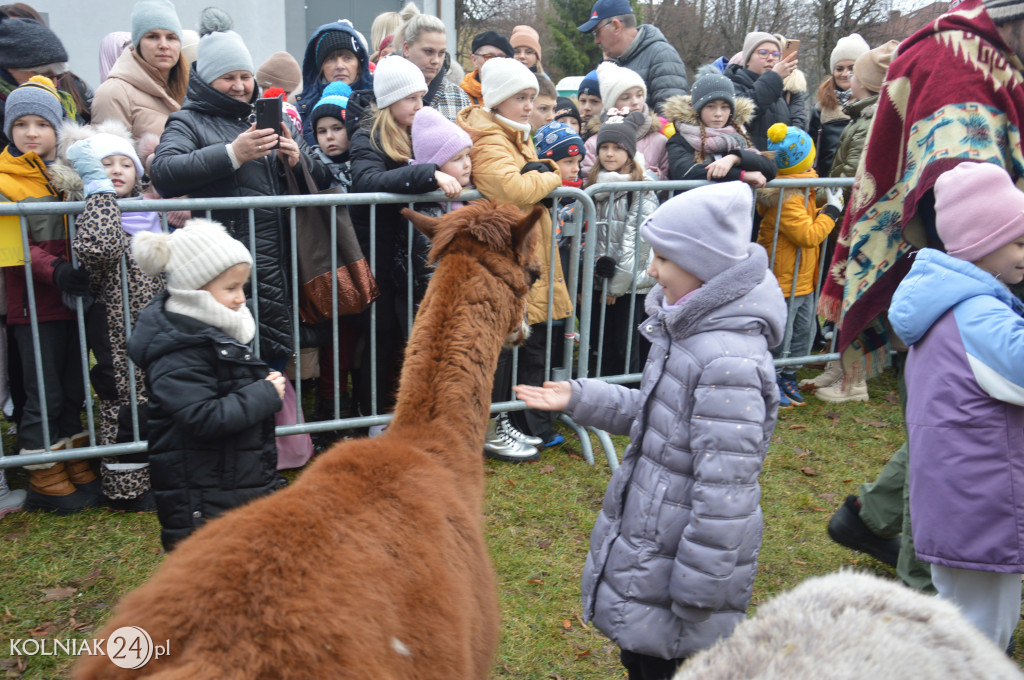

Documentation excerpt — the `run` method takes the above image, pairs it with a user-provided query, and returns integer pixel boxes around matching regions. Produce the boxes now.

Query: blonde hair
[394,2,445,53]
[369,103,413,163]
[370,11,402,56]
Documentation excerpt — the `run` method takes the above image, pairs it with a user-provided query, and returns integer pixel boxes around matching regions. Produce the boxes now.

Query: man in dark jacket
[578,0,689,113]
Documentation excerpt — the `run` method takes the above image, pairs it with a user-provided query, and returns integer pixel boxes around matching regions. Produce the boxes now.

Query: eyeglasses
[594,18,616,35]
[472,52,503,60]
[756,49,782,59]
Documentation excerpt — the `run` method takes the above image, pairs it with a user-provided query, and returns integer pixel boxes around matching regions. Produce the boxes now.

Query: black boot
[827,495,901,568]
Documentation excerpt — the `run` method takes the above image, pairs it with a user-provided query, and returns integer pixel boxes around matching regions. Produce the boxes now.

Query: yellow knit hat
[767,122,815,175]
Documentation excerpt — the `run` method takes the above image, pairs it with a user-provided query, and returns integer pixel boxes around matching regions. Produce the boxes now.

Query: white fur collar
[165,287,256,344]
[494,113,532,142]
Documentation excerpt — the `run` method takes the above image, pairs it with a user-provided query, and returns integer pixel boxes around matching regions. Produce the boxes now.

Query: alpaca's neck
[389,253,509,464]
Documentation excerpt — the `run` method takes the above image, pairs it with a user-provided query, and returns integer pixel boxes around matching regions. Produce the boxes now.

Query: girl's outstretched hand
[514,381,572,411]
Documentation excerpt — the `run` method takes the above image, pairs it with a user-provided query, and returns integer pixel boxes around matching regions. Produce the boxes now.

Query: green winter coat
[829,94,879,182]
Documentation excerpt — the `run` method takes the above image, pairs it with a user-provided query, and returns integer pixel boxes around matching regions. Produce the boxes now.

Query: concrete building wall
[28,0,455,94]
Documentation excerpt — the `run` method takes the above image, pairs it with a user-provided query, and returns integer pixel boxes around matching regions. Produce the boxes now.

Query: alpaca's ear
[511,205,543,258]
[401,208,441,240]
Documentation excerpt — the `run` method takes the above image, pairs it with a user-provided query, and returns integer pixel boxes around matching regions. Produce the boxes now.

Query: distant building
[26,0,454,92]
[860,2,949,46]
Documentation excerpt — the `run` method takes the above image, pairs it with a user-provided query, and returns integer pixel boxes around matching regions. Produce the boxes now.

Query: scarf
[818,0,1024,379]
[494,113,532,142]
[120,199,163,236]
[459,70,482,105]
[835,88,853,107]
[676,121,748,156]
[165,287,256,344]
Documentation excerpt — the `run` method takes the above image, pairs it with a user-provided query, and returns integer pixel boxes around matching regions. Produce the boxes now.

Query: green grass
[1,367,1021,678]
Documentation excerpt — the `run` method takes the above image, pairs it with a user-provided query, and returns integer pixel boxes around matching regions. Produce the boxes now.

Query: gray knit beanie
[642,181,752,282]
[741,31,781,67]
[984,0,1024,24]
[690,72,735,115]
[130,0,183,48]
[0,16,68,70]
[197,30,254,85]
[4,76,63,143]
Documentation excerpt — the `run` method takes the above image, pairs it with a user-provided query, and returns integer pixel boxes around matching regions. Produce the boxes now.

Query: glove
[520,161,553,174]
[825,187,845,212]
[66,138,116,196]
[595,255,617,279]
[52,260,91,297]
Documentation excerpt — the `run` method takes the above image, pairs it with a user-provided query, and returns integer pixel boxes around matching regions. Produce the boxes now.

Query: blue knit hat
[311,81,352,128]
[766,123,815,175]
[578,69,600,98]
[534,121,584,162]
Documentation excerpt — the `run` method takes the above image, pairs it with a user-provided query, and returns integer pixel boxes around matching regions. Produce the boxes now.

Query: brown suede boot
[21,445,100,515]
[64,433,103,504]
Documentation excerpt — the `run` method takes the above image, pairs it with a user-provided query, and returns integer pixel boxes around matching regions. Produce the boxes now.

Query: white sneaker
[483,417,539,462]
[815,378,869,403]
[498,412,543,446]
[799,361,843,390]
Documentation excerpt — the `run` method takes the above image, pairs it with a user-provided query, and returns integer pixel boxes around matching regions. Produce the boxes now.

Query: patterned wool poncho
[818,0,1024,377]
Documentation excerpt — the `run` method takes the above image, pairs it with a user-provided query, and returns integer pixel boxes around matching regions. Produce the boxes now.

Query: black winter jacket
[613,24,689,113]
[128,292,286,551]
[150,66,332,359]
[724,65,794,151]
[667,138,776,182]
[347,93,439,282]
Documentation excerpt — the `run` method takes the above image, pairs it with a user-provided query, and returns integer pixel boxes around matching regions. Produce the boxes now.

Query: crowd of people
[1,0,1024,676]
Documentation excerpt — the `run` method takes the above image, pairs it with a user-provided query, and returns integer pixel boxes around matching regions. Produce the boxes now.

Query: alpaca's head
[401,200,542,347]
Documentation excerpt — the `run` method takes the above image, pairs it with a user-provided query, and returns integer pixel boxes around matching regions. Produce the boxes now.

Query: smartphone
[255,96,282,149]
[783,39,800,59]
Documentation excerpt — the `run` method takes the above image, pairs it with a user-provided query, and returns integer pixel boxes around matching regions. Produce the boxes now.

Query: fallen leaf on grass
[824,412,841,424]
[527,578,544,585]
[868,421,888,428]
[536,539,552,549]
[794,449,808,459]
[28,621,57,636]
[883,391,899,404]
[788,424,806,430]
[72,568,103,589]
[506,479,517,488]
[39,587,76,603]
[562,619,572,630]
[800,467,818,476]
[540,465,556,474]
[575,649,592,659]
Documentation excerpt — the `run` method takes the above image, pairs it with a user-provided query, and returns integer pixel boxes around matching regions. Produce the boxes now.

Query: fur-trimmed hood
[662,93,756,128]
[782,68,807,94]
[50,119,145,201]
[755,168,826,209]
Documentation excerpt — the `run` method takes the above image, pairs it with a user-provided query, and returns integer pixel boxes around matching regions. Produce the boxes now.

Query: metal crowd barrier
[0,177,854,473]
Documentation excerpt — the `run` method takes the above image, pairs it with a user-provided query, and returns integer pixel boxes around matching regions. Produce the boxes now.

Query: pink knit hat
[935,162,1024,262]
[409,106,472,167]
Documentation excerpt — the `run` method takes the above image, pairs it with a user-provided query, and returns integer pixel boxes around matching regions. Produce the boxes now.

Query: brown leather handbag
[283,157,379,323]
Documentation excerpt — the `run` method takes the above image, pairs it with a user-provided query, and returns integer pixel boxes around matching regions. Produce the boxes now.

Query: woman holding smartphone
[723,31,801,150]
[151,21,332,368]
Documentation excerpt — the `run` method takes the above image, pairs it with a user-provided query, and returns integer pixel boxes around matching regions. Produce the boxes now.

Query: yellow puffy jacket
[755,168,836,298]
[457,105,572,324]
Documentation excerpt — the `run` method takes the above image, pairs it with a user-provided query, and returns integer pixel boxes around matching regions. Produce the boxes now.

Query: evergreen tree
[546,0,605,78]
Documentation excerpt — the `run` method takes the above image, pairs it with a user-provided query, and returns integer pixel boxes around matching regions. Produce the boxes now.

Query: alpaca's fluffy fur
[72,200,543,680]
[672,571,1024,680]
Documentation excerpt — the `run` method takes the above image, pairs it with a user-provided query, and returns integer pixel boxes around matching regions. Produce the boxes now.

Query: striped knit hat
[4,75,63,142]
[984,0,1024,24]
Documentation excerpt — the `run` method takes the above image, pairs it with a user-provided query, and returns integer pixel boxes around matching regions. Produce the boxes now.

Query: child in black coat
[128,219,286,551]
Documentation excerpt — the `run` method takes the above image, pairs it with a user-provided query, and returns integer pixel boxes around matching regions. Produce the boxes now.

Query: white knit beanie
[373,55,427,109]
[480,57,538,111]
[84,132,144,179]
[830,33,870,72]
[132,218,253,290]
[597,61,646,110]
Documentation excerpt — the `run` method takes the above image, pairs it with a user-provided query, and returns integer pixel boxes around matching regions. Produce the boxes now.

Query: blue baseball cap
[578,0,634,32]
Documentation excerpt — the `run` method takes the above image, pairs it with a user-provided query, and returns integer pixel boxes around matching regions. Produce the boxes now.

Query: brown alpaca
[72,201,543,680]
